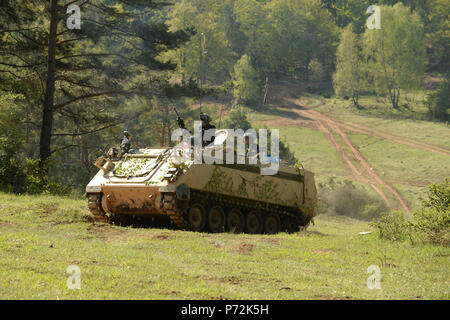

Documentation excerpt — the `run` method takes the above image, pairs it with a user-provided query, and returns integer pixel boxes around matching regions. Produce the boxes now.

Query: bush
[0,153,65,195]
[318,178,388,221]
[422,178,449,212]
[222,107,251,131]
[412,207,449,246]
[370,211,410,242]
[371,179,449,246]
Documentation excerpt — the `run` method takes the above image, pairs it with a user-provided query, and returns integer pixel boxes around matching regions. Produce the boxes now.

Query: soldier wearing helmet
[199,112,216,146]
[120,130,132,155]
[176,110,216,147]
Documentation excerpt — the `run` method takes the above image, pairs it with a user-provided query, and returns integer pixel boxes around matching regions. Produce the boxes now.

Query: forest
[0,0,448,194]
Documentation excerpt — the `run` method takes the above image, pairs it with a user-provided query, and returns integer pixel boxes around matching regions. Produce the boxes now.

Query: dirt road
[289,99,412,212]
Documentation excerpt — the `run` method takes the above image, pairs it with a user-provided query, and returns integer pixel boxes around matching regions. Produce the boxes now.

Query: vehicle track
[281,98,415,212]
[295,99,450,156]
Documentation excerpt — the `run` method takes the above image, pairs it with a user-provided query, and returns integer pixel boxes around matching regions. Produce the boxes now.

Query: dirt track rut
[282,97,436,213]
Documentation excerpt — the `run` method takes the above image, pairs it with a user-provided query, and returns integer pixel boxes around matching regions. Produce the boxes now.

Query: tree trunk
[352,92,360,109]
[395,89,400,109]
[388,87,399,109]
[80,136,89,169]
[39,0,58,168]
[161,122,166,146]
[262,76,269,105]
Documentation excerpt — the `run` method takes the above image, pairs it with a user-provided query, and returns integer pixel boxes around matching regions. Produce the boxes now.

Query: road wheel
[246,211,263,234]
[264,213,281,234]
[208,206,225,233]
[227,209,245,234]
[188,203,207,231]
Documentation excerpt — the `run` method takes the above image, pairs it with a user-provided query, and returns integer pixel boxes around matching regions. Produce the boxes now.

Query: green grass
[0,193,448,299]
[314,96,450,149]
[278,126,351,178]
[247,92,449,213]
[348,133,450,206]
[248,112,352,179]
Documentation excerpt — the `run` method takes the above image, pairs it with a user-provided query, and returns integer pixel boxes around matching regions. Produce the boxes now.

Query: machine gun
[174,107,186,130]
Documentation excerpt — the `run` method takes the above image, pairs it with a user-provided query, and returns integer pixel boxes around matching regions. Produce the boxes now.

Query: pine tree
[0,0,197,169]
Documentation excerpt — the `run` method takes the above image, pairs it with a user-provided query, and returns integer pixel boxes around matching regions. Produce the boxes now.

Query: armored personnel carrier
[86,133,317,234]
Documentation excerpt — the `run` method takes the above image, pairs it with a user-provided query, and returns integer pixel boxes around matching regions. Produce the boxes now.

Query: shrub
[370,211,410,242]
[222,107,251,131]
[372,179,449,246]
[0,155,65,195]
[422,178,449,212]
[412,207,449,246]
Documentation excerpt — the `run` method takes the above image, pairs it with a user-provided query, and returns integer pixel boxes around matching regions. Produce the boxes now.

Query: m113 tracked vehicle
[86,132,318,234]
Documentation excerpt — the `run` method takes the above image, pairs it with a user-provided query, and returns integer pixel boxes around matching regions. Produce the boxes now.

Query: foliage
[333,24,365,107]
[426,75,449,122]
[372,179,450,246]
[370,210,410,241]
[0,0,448,194]
[222,107,252,131]
[422,179,450,212]
[362,4,427,109]
[0,94,63,194]
[232,54,261,107]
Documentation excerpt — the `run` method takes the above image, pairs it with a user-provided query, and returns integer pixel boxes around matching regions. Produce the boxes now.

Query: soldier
[120,130,132,155]
[243,132,259,161]
[176,109,216,147]
[199,112,216,146]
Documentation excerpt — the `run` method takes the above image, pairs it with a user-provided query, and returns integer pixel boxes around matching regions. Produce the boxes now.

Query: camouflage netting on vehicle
[113,157,158,178]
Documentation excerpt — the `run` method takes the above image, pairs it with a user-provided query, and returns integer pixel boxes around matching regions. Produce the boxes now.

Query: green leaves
[333,24,364,106]
[362,4,426,108]
[372,179,450,246]
[232,54,260,107]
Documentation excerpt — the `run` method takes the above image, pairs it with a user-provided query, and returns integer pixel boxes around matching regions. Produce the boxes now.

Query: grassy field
[246,92,449,211]
[313,95,450,149]
[0,193,448,300]
[1,88,448,300]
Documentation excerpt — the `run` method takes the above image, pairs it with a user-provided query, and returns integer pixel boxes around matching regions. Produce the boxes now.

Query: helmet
[199,112,210,123]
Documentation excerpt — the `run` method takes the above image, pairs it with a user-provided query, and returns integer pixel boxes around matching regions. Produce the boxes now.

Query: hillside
[245,83,450,212]
[1,83,449,299]
[0,193,448,299]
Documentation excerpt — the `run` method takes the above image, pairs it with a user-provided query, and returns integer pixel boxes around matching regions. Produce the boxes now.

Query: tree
[223,107,251,130]
[427,74,449,122]
[333,24,364,107]
[165,0,235,84]
[232,54,260,107]
[363,3,426,109]
[0,0,195,170]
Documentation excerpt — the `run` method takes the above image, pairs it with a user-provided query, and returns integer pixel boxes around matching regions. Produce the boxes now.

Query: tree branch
[51,122,122,137]
[50,144,79,155]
